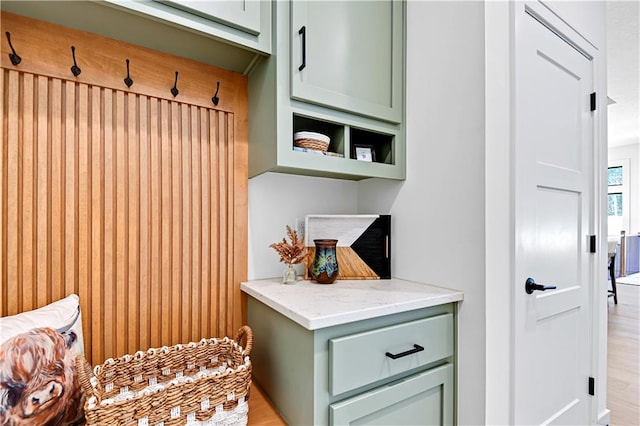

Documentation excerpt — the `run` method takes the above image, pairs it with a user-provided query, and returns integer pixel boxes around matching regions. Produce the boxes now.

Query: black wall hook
[5,32,21,66]
[171,71,179,97]
[70,46,81,77]
[124,59,133,88]
[211,81,220,106]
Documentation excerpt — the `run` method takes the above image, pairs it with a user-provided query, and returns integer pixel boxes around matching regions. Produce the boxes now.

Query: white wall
[609,142,640,234]
[484,2,513,423]
[359,2,486,424]
[247,173,358,279]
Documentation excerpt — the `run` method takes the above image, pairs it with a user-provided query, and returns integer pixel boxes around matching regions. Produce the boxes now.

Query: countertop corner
[241,278,463,330]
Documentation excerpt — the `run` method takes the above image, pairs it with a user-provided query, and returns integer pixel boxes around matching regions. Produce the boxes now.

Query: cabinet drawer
[330,363,454,426]
[329,314,453,396]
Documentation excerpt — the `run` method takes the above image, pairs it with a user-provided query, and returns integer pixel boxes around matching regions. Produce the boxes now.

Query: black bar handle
[385,344,424,360]
[298,26,306,71]
[525,277,557,294]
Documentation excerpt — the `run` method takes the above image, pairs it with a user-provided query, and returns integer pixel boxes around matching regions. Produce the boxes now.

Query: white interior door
[514,4,594,425]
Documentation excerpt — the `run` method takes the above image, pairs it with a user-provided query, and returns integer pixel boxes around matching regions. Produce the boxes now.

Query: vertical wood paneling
[181,103,191,342]
[6,71,19,316]
[191,105,201,343]
[21,73,34,312]
[127,93,139,355]
[170,102,181,345]
[2,61,246,365]
[200,108,210,335]
[160,99,171,347]
[209,109,220,336]
[50,78,63,303]
[78,84,90,338]
[63,81,76,298]
[217,111,228,337]
[102,89,116,360]
[115,90,127,357]
[36,75,49,308]
[149,98,161,347]
[0,70,5,313]
[139,95,150,352]
[90,86,102,363]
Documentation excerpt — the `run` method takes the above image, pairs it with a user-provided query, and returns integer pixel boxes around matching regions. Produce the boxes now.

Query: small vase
[283,263,297,284]
[311,239,339,284]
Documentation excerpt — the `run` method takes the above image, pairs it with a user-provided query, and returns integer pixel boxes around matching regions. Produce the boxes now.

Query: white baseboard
[597,408,611,425]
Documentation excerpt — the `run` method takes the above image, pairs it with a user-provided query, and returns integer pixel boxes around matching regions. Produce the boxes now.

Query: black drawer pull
[298,26,306,71]
[385,344,424,360]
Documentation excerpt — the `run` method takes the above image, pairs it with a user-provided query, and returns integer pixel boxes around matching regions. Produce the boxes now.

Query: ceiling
[607,1,639,148]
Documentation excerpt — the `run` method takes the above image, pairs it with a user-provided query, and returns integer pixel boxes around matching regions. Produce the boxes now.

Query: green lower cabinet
[247,297,456,425]
[330,364,454,426]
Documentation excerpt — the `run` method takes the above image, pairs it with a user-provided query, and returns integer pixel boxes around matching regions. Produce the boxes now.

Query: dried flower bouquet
[269,225,306,266]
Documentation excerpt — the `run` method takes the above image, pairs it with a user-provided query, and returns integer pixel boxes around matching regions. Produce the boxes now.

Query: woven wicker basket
[76,326,253,426]
[293,131,330,152]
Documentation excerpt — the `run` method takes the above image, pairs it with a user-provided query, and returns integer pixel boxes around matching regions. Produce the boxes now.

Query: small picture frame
[352,144,376,162]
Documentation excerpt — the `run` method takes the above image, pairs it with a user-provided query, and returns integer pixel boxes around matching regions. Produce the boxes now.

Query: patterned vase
[311,239,339,284]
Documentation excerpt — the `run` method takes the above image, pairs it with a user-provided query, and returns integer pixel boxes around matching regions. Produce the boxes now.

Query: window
[608,166,623,186]
[608,160,629,235]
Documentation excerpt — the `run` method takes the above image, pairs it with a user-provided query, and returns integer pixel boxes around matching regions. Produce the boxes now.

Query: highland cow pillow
[0,294,85,425]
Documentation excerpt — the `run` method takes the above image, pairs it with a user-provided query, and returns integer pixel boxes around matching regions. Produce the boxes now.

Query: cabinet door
[330,364,453,426]
[291,0,403,123]
[159,0,262,34]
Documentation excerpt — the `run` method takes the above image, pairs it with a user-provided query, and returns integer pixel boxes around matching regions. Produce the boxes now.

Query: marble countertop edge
[241,278,463,330]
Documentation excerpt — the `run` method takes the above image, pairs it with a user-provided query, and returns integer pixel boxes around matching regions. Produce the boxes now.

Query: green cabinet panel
[247,297,455,425]
[248,0,406,181]
[160,0,262,35]
[330,314,453,396]
[330,364,454,426]
[103,0,272,54]
[291,1,403,123]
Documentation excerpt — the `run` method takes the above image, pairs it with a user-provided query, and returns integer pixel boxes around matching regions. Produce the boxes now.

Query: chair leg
[609,254,618,305]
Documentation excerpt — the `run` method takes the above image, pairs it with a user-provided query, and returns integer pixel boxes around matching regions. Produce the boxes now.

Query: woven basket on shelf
[76,326,253,426]
[293,131,330,152]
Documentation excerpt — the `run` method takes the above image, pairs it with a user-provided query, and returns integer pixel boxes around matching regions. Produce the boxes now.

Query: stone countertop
[241,278,464,330]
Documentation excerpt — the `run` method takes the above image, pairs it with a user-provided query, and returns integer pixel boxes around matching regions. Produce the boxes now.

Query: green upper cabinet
[290,1,403,123]
[102,0,272,55]
[160,0,262,36]
[248,0,406,181]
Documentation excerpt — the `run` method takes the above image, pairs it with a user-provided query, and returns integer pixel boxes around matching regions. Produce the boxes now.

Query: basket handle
[235,325,253,357]
[75,355,96,397]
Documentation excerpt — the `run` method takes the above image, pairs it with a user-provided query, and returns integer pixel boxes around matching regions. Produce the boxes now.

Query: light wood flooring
[247,383,286,426]
[608,282,640,426]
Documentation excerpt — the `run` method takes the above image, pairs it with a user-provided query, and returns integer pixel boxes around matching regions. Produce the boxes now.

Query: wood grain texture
[247,383,287,426]
[0,12,248,365]
[305,247,379,280]
[607,283,640,426]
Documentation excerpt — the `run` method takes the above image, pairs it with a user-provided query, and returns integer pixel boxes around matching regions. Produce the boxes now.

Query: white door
[514,4,595,425]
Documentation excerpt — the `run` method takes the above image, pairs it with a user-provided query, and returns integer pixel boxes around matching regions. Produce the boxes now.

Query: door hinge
[588,377,595,396]
[590,92,596,111]
[589,235,597,253]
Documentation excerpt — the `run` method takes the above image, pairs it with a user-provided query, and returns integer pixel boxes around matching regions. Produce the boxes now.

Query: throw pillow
[0,294,85,425]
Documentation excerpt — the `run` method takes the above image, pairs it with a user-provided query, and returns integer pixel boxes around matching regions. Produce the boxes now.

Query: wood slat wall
[0,12,248,365]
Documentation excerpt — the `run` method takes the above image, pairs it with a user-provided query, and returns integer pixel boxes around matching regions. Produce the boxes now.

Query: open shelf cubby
[349,127,394,165]
[293,114,395,165]
[293,115,345,157]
